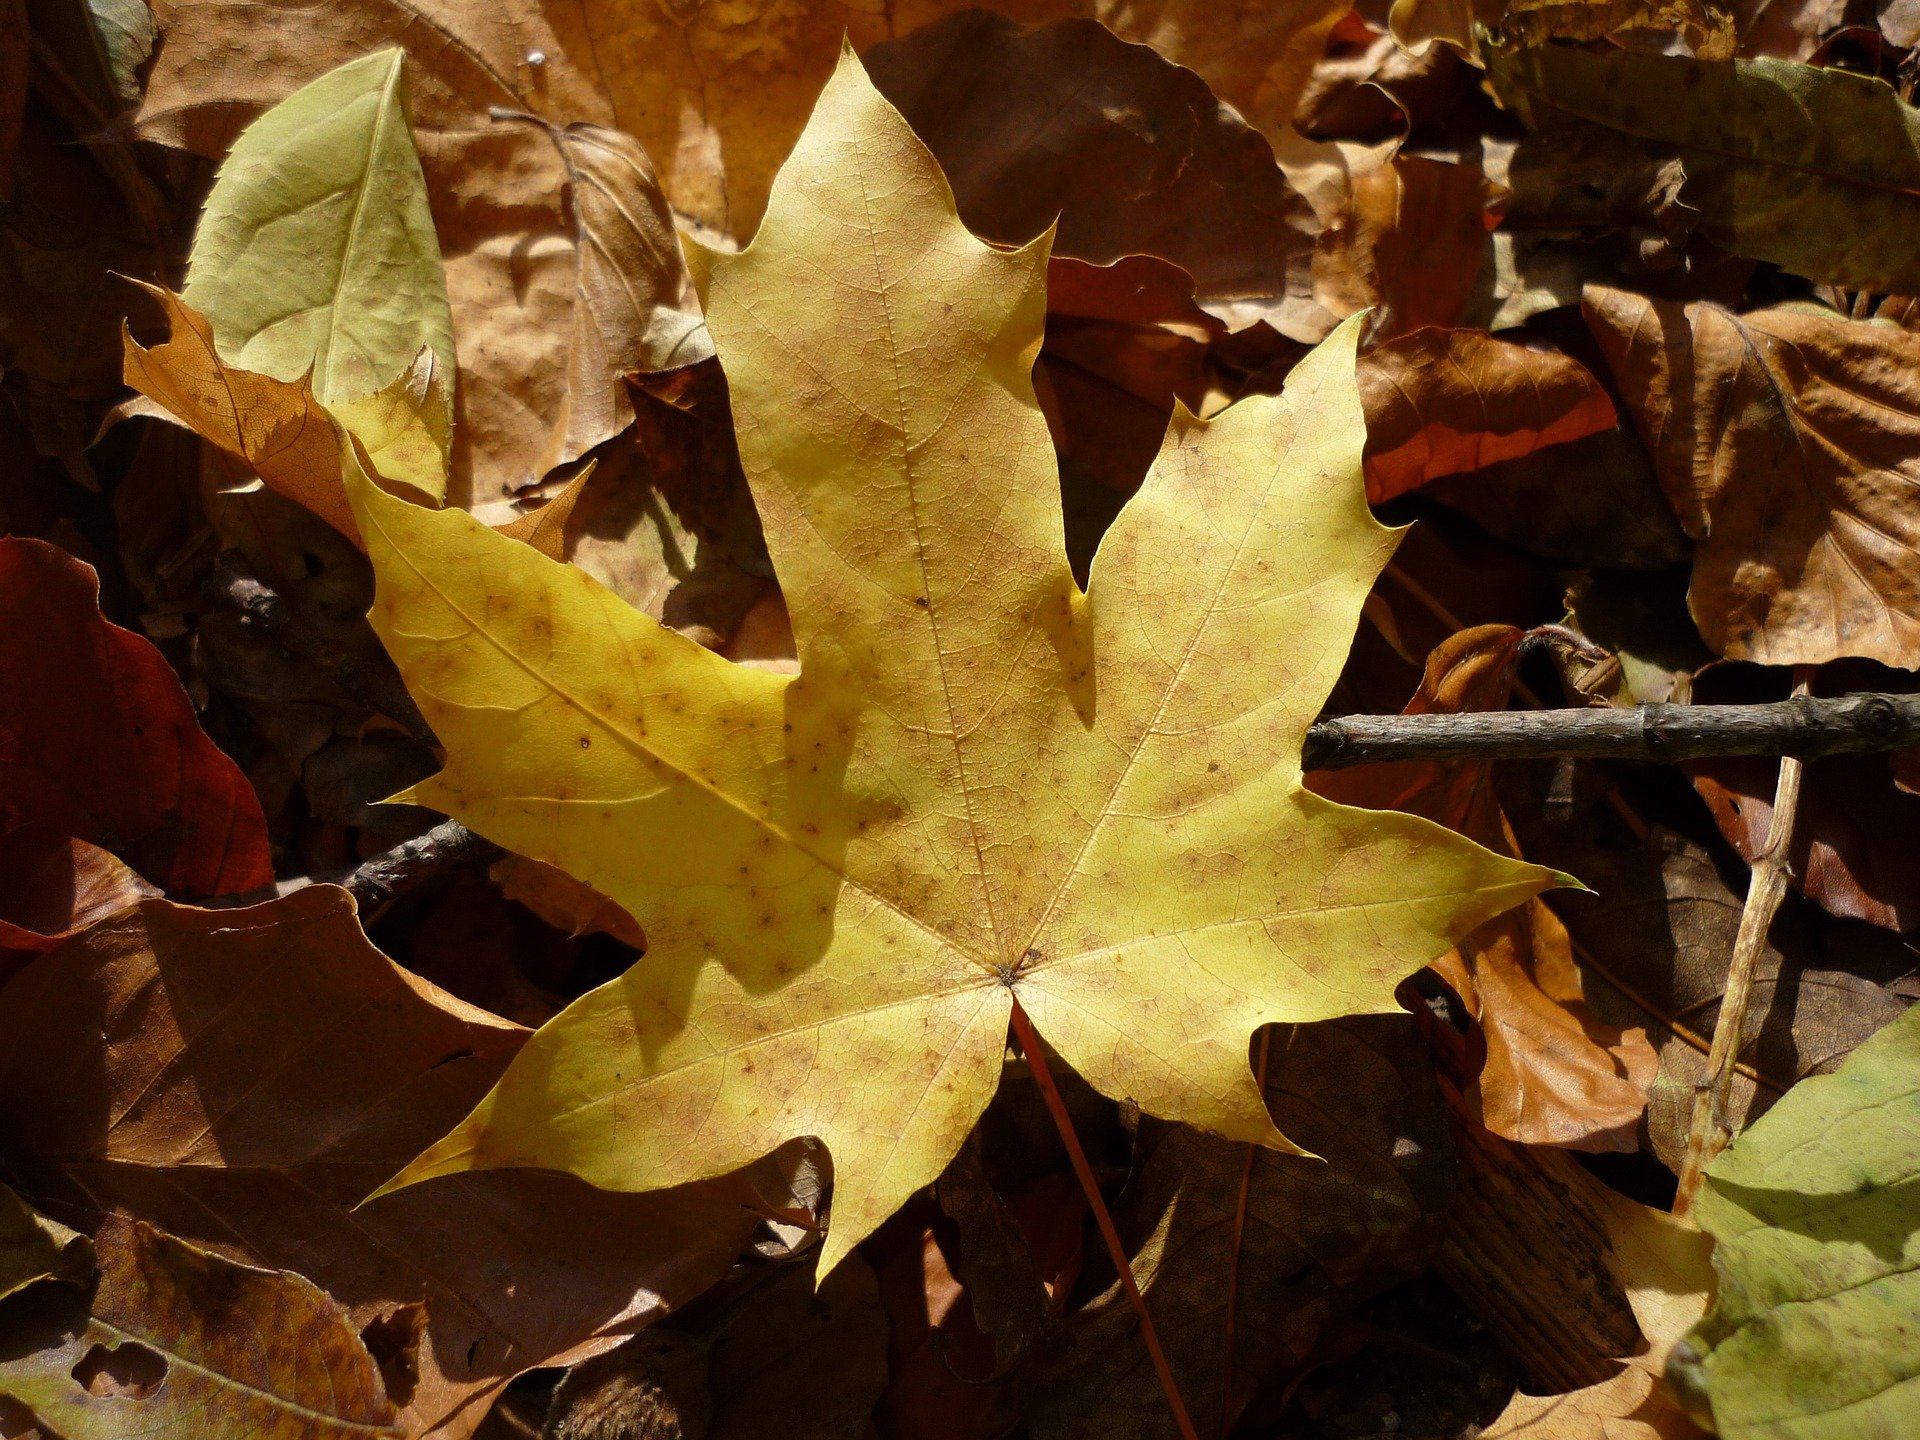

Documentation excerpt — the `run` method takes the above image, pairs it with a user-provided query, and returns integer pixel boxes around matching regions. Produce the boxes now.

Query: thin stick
[1220,1026,1274,1437]
[1673,669,1814,1216]
[1008,998,1200,1440]
[1302,691,1920,771]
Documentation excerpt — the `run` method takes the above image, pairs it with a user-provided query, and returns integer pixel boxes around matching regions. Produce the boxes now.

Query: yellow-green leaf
[181,46,453,499]
[352,49,1557,1276]
[1668,1004,1920,1439]
[1491,47,1920,293]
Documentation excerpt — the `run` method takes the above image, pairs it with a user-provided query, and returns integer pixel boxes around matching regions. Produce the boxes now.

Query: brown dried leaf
[867,11,1329,338]
[1481,1362,1704,1439]
[496,463,594,562]
[1521,824,1916,1171]
[1026,1017,1456,1438]
[0,890,773,1438]
[0,1214,401,1440]
[0,827,157,985]
[1314,626,1657,1152]
[1359,327,1618,504]
[122,285,361,540]
[1587,287,1920,667]
[491,851,645,950]
[0,1181,91,1302]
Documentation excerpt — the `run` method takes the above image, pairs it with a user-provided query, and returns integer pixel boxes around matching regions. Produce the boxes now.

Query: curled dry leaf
[0,537,271,899]
[1587,287,1920,668]
[123,286,449,542]
[1359,327,1618,504]
[353,53,1554,1278]
[1313,626,1657,1153]
[1494,48,1920,294]
[0,889,778,1439]
[0,1213,401,1440]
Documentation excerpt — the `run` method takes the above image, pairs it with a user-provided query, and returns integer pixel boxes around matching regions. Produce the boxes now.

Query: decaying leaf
[181,48,454,472]
[1480,1364,1703,1439]
[1669,1003,1920,1440]
[0,1213,402,1440]
[1493,48,1920,294]
[1313,626,1656,1153]
[1587,287,1920,668]
[1359,327,1618,503]
[0,890,778,1438]
[491,851,645,950]
[352,52,1555,1275]
[0,537,271,899]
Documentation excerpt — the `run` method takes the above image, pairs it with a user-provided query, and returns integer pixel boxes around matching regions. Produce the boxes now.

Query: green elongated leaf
[181,46,453,496]
[1668,1004,1920,1438]
[1491,47,1920,293]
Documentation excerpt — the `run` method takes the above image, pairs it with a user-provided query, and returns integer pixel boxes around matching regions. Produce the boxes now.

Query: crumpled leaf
[1313,626,1656,1153]
[1359,327,1618,504]
[0,825,157,984]
[1587,287,1920,668]
[1492,48,1920,294]
[0,1213,402,1440]
[124,286,448,540]
[1388,0,1732,56]
[0,1181,91,1302]
[1668,1003,1920,1440]
[0,537,271,899]
[866,10,1329,338]
[0,889,778,1439]
[352,52,1555,1276]
[181,47,454,492]
[1027,1016,1459,1439]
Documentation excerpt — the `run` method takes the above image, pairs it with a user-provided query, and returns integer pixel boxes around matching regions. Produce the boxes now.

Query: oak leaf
[1586,287,1920,667]
[355,52,1556,1275]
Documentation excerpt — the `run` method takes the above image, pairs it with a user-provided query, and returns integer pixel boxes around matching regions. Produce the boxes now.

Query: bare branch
[1301,692,1920,771]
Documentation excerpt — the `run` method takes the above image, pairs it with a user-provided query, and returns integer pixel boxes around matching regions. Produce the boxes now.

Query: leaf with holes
[355,50,1558,1275]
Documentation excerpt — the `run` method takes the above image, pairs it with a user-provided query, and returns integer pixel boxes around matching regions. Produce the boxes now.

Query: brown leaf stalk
[1220,1025,1274,1437]
[1672,669,1814,1216]
[1008,998,1201,1440]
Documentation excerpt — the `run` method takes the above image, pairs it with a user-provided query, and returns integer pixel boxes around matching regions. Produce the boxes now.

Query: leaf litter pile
[2,3,1919,1439]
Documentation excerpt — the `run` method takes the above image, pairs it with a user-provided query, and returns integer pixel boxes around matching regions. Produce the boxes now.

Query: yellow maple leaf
[354,49,1559,1275]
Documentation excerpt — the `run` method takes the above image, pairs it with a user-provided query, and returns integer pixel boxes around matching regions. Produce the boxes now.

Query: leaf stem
[1008,998,1200,1440]
[1673,667,1814,1215]
[1220,1025,1274,1437]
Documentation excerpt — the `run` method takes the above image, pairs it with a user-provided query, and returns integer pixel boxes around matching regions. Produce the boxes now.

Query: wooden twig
[1672,670,1814,1215]
[1302,691,1920,771]
[1008,999,1201,1440]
